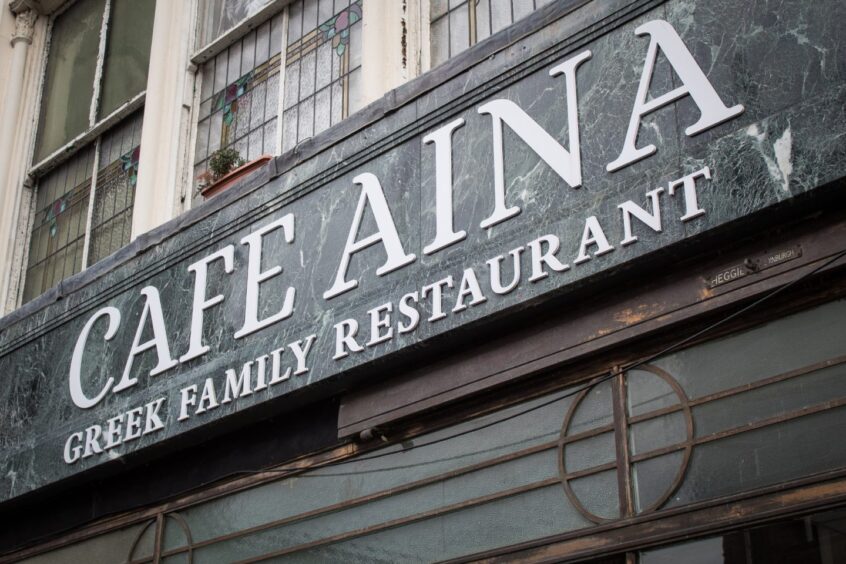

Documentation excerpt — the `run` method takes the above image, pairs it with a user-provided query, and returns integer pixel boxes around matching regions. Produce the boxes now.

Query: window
[198,0,277,50]
[430,0,554,68]
[281,0,363,152]
[23,0,155,302]
[34,0,155,164]
[192,0,364,193]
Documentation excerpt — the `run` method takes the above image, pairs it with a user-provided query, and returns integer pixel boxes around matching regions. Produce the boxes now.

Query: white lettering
[334,319,364,359]
[575,216,614,264]
[487,247,523,295]
[527,235,570,282]
[619,187,664,246]
[180,246,235,363]
[69,307,121,409]
[324,173,416,299]
[289,334,317,375]
[366,303,394,346]
[398,291,420,334]
[115,287,178,393]
[421,276,454,322]
[423,118,467,254]
[453,268,487,312]
[607,20,743,171]
[669,166,711,221]
[235,214,296,339]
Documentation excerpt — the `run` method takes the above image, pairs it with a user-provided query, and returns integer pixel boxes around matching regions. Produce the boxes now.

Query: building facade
[0,0,845,562]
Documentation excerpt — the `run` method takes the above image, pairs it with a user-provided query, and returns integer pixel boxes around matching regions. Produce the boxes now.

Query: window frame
[30,0,151,177]
[21,0,155,302]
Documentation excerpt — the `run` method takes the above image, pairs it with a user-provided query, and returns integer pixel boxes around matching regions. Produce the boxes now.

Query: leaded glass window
[23,148,95,302]
[34,0,155,163]
[192,0,364,193]
[23,111,144,303]
[88,112,143,265]
[281,0,363,152]
[430,0,554,68]
[194,13,284,191]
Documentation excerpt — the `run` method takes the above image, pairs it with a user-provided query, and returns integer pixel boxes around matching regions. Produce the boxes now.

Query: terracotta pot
[200,154,273,199]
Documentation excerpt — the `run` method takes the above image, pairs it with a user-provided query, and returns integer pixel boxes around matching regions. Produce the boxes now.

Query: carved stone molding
[10,8,37,46]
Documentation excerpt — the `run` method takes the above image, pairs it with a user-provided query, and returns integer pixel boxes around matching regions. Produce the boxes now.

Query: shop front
[1,0,845,561]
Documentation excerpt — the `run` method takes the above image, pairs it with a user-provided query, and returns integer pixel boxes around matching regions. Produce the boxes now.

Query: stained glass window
[194,13,284,192]
[88,111,144,265]
[430,0,554,68]
[193,0,365,193]
[23,147,95,302]
[282,0,363,153]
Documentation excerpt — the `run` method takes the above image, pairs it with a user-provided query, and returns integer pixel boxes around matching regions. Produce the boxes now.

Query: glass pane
[89,111,143,265]
[449,3,470,57]
[568,469,620,521]
[641,510,846,564]
[35,0,105,162]
[430,14,449,68]
[23,147,94,302]
[98,0,156,119]
[628,411,687,456]
[632,450,685,512]
[281,0,362,150]
[627,368,678,416]
[641,536,726,564]
[17,523,144,564]
[562,431,615,474]
[567,379,613,435]
[199,0,275,48]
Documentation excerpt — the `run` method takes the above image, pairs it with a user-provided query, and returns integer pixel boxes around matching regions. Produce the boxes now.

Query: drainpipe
[0,6,37,312]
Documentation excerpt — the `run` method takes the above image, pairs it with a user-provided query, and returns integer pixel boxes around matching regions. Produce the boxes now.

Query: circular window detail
[558,365,694,523]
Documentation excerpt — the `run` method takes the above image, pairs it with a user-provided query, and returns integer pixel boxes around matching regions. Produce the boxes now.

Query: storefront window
[640,510,846,563]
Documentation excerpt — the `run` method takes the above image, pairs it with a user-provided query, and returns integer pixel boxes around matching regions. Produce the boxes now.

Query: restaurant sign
[1,0,843,501]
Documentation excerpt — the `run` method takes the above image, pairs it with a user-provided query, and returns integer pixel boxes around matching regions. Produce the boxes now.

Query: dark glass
[35,0,105,162]
[640,509,846,563]
[98,0,156,119]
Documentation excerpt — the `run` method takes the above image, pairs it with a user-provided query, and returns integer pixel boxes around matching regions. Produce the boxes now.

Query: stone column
[0,7,37,313]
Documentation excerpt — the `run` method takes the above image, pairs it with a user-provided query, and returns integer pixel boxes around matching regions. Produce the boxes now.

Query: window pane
[89,110,144,265]
[194,18,283,193]
[199,0,275,48]
[98,0,156,119]
[23,147,95,302]
[35,0,105,162]
[280,0,362,152]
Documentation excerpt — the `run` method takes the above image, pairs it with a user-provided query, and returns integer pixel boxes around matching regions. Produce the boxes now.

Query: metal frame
[6,324,846,562]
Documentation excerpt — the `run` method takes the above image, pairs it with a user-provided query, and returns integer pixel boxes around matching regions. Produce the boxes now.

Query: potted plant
[197,147,273,199]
